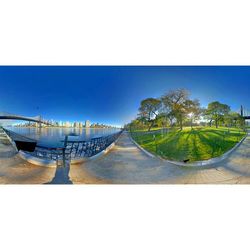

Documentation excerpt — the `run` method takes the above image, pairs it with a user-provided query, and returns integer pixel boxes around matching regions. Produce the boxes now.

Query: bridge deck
[0,114,51,125]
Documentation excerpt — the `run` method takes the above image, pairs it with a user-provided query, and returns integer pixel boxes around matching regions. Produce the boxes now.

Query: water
[5,127,121,147]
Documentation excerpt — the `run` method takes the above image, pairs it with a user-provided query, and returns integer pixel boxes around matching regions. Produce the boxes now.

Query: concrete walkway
[70,131,250,184]
[0,130,249,184]
[0,132,55,184]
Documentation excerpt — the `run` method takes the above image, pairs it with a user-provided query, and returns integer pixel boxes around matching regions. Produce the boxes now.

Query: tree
[184,99,203,128]
[161,89,201,130]
[206,101,230,128]
[138,98,161,131]
[129,118,145,132]
[154,113,170,128]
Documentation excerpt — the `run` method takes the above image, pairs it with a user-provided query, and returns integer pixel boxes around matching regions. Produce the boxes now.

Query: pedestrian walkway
[0,131,55,184]
[70,131,250,184]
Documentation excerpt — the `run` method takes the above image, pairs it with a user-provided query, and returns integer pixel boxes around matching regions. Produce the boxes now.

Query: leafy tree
[154,113,170,128]
[184,99,203,128]
[206,101,230,128]
[161,89,201,130]
[138,98,161,131]
[129,118,145,132]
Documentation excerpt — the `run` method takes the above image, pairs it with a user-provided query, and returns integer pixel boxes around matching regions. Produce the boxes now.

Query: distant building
[65,121,71,128]
[85,120,91,128]
[73,122,82,128]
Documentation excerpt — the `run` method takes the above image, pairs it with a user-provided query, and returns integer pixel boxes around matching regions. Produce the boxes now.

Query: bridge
[0,112,52,126]
[240,106,250,120]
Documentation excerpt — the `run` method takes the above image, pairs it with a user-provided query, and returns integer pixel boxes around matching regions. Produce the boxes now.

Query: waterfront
[0,130,250,184]
[3,127,121,147]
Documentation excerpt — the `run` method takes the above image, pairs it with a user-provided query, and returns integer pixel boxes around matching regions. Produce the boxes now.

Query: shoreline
[6,126,121,129]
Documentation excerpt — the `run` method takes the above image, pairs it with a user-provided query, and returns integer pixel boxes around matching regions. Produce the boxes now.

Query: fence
[3,128,122,163]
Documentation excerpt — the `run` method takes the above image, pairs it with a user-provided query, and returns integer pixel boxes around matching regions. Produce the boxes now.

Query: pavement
[70,131,250,184]
[0,130,249,184]
[0,132,55,184]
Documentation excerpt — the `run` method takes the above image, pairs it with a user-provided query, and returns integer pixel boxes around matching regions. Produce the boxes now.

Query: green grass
[131,127,246,162]
[130,127,165,132]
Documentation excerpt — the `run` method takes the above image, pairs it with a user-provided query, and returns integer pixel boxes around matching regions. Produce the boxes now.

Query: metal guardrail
[3,128,122,162]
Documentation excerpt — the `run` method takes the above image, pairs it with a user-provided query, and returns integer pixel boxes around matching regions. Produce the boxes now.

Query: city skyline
[12,120,118,128]
[0,66,249,126]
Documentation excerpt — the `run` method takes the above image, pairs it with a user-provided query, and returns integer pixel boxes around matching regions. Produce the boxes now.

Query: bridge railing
[3,128,122,163]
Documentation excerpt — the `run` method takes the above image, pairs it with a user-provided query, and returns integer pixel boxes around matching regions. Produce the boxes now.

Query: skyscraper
[85,120,90,128]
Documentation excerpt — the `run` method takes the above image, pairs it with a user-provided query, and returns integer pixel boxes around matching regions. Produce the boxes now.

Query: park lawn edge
[131,127,247,163]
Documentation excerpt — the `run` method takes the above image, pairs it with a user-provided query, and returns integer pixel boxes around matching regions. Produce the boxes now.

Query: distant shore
[9,126,121,129]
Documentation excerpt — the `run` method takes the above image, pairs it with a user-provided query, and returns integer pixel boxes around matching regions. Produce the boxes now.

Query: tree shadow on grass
[190,132,202,161]
[196,132,217,158]
[177,130,204,162]
[158,130,187,161]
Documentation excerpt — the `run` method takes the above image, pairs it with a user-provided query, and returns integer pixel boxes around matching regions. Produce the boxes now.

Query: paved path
[70,131,250,184]
[0,132,55,184]
[0,130,249,184]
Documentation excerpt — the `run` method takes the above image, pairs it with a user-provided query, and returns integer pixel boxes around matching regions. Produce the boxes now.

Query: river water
[5,127,121,147]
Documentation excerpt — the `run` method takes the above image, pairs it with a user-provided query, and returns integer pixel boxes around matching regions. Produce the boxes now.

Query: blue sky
[0,66,249,126]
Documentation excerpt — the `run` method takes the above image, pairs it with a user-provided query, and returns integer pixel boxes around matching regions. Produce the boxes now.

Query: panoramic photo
[0,66,249,184]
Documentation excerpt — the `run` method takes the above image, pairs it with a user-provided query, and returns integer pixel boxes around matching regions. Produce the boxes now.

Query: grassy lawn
[131,127,246,162]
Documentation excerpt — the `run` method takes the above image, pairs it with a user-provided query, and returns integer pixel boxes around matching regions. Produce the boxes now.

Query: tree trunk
[170,118,173,127]
[180,117,183,130]
[148,121,154,132]
[215,119,218,128]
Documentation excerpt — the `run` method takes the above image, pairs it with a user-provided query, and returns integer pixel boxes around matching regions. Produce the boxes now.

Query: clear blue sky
[0,66,249,126]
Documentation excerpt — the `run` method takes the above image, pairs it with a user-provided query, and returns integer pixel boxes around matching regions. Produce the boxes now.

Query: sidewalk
[70,131,250,184]
[0,133,55,184]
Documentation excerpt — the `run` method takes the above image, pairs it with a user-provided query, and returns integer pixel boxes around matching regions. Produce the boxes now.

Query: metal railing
[3,128,122,163]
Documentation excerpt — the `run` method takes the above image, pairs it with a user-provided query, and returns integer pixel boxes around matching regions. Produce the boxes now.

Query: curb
[130,136,156,158]
[18,151,57,168]
[130,133,248,167]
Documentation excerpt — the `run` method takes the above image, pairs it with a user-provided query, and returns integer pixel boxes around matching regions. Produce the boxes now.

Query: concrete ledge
[18,151,57,168]
[130,133,248,167]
